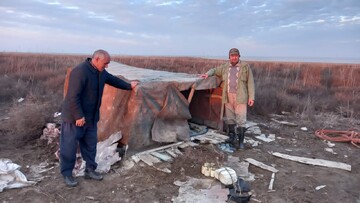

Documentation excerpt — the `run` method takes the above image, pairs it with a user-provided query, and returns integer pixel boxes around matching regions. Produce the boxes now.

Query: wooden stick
[270,118,297,127]
[136,141,184,156]
[187,85,196,103]
[268,173,275,192]
[245,158,279,173]
[272,152,351,171]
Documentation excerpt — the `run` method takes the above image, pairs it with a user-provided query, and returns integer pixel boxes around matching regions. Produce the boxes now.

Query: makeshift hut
[65,62,224,152]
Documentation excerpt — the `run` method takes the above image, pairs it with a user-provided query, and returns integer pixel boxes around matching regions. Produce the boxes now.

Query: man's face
[94,55,110,72]
[229,54,240,65]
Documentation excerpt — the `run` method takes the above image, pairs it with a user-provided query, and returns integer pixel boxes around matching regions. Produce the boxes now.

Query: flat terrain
[0,54,359,202]
[0,112,359,203]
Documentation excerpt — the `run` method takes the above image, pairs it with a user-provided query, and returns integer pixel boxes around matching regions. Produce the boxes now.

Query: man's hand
[76,117,86,127]
[248,99,254,107]
[130,80,139,89]
[200,74,208,79]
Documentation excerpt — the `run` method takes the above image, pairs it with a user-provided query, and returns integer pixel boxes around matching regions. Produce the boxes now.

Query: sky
[0,0,359,61]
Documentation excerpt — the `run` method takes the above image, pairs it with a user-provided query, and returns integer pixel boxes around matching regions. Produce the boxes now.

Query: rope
[315,129,360,148]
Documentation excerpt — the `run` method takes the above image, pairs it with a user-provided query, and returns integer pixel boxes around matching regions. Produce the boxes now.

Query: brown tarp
[65,62,222,152]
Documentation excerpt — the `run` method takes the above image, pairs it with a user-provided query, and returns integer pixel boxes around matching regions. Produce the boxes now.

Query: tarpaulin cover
[96,62,220,151]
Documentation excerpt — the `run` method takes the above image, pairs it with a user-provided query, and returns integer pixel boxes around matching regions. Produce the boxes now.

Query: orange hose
[315,129,360,148]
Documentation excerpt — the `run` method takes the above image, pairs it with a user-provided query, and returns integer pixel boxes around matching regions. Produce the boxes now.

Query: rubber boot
[237,127,246,149]
[225,124,236,144]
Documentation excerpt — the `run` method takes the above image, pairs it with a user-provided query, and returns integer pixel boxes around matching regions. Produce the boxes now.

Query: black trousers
[60,121,98,177]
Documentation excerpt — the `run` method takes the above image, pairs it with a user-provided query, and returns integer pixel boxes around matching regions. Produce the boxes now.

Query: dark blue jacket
[61,58,132,124]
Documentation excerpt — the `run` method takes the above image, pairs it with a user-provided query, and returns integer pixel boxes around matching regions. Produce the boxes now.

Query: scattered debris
[255,134,276,143]
[245,137,260,147]
[116,159,135,172]
[137,154,162,166]
[325,141,335,148]
[95,132,123,173]
[270,118,298,127]
[301,127,308,131]
[53,112,61,117]
[272,152,351,171]
[131,130,229,167]
[281,111,291,115]
[315,185,326,190]
[245,121,262,135]
[85,196,96,200]
[189,122,208,137]
[0,159,36,192]
[40,123,60,144]
[324,148,337,155]
[179,141,198,149]
[150,151,173,162]
[217,143,235,153]
[136,142,184,156]
[130,142,186,173]
[17,98,24,103]
[172,177,228,203]
[269,114,286,118]
[325,141,335,147]
[0,117,10,121]
[74,132,123,176]
[27,160,58,182]
[192,129,228,144]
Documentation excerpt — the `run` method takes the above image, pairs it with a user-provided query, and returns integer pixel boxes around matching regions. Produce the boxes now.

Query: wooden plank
[63,68,72,98]
[165,149,178,158]
[179,141,198,149]
[272,152,351,171]
[206,131,229,140]
[219,102,224,132]
[194,136,222,144]
[271,118,298,127]
[150,151,173,162]
[173,148,184,156]
[187,86,196,103]
[204,134,227,142]
[197,135,225,144]
[137,154,162,166]
[156,167,171,173]
[136,141,184,156]
[268,173,276,192]
[245,158,279,173]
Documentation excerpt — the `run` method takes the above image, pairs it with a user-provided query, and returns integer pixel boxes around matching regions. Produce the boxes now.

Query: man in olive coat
[201,48,255,149]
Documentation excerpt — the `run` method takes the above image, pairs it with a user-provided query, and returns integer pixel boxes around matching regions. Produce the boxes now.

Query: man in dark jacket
[60,49,139,187]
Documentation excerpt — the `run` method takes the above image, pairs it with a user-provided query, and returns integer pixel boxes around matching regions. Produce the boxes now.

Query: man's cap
[229,48,240,56]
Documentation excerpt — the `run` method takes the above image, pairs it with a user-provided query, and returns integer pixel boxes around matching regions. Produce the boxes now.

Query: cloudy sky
[1,0,359,61]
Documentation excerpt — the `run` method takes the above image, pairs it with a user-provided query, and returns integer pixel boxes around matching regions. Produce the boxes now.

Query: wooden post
[63,68,72,98]
[187,85,196,103]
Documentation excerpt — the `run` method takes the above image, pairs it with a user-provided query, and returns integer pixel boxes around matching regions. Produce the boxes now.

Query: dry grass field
[0,52,359,202]
[1,52,358,142]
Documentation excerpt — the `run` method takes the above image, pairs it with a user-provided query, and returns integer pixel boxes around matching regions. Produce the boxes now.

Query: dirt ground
[0,112,359,203]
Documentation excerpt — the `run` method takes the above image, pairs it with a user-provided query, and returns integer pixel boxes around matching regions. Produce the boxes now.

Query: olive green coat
[206,61,255,104]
